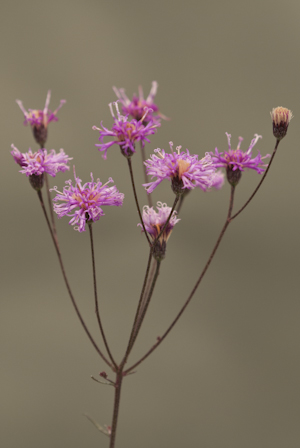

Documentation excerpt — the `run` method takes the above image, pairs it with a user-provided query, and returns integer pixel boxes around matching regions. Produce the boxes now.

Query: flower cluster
[51,169,124,232]
[16,90,66,146]
[93,102,160,159]
[11,144,72,177]
[143,142,216,195]
[113,81,167,124]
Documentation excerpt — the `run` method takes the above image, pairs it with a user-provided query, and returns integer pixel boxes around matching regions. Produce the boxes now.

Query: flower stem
[230,139,280,220]
[44,172,59,245]
[37,190,112,368]
[124,186,235,374]
[121,248,153,367]
[122,260,161,367]
[140,141,153,208]
[88,223,117,370]
[127,157,151,246]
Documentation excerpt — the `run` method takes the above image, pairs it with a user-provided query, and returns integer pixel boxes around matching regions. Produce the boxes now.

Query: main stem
[109,371,123,448]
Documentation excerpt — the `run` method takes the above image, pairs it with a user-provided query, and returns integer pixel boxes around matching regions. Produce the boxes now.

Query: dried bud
[270,107,293,140]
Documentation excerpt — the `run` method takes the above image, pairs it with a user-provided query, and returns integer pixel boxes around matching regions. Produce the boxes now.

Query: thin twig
[37,190,112,368]
[230,139,280,220]
[88,224,118,369]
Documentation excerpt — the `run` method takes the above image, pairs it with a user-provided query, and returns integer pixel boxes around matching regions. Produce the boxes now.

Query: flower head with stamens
[113,81,168,125]
[93,102,160,160]
[11,144,72,177]
[16,90,66,146]
[143,142,216,195]
[270,107,293,140]
[138,202,180,260]
[210,133,270,186]
[51,168,124,232]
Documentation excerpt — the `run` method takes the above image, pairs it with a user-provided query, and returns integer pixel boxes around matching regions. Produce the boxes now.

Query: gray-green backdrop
[1,1,300,447]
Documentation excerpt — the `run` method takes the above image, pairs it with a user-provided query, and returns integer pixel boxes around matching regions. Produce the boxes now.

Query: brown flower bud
[270,107,293,140]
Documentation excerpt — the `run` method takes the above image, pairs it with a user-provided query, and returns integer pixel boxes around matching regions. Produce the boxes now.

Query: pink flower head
[138,202,180,260]
[211,133,270,174]
[113,81,168,124]
[138,202,180,242]
[11,144,72,177]
[93,102,160,159]
[16,90,66,146]
[143,142,216,195]
[51,168,124,232]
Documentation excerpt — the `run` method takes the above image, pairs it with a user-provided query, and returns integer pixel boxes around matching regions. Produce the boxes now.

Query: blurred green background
[1,0,300,447]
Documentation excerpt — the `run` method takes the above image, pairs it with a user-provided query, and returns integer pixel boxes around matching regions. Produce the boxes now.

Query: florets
[143,142,216,195]
[270,107,293,140]
[51,169,124,232]
[16,90,66,146]
[11,144,72,177]
[210,133,270,186]
[138,202,180,260]
[113,81,167,125]
[93,102,160,159]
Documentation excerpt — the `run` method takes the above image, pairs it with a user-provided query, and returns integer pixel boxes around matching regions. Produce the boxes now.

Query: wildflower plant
[11,86,293,448]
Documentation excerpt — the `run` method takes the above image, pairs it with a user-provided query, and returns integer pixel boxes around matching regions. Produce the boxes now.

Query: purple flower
[93,102,160,159]
[143,142,216,195]
[16,90,66,129]
[210,133,270,174]
[138,202,180,242]
[113,81,168,124]
[138,202,180,260]
[16,90,66,146]
[11,144,72,177]
[51,169,124,232]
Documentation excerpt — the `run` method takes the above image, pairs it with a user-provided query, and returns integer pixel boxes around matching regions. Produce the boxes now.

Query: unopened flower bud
[270,107,293,140]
